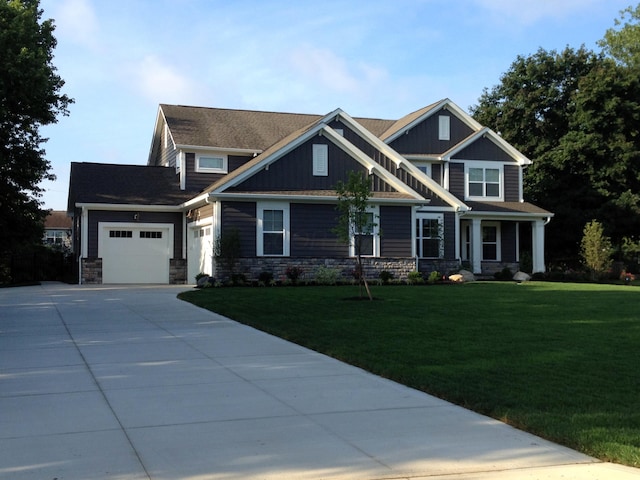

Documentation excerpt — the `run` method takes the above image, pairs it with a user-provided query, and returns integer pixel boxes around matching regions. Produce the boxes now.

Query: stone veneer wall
[81,258,102,284]
[417,259,461,276]
[170,259,187,284]
[216,257,417,283]
[81,258,188,285]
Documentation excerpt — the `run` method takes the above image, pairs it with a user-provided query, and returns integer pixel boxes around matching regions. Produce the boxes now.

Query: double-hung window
[350,206,379,257]
[482,223,501,261]
[466,164,502,200]
[257,203,289,256]
[416,214,443,258]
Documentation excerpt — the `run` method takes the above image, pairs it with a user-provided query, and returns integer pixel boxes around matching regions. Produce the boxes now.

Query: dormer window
[196,153,228,173]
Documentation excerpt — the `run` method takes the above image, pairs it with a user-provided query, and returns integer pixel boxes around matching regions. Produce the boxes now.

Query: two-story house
[67,99,552,284]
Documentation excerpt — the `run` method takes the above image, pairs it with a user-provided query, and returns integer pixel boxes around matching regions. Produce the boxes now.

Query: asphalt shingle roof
[68,162,193,209]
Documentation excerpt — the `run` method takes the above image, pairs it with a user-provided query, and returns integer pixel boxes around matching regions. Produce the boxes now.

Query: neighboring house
[67,99,553,284]
[44,211,72,249]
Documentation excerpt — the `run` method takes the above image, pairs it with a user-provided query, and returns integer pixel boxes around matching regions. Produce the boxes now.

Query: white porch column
[532,219,546,273]
[471,218,482,274]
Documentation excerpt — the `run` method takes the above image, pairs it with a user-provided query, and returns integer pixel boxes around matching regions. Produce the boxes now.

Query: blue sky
[39,0,633,210]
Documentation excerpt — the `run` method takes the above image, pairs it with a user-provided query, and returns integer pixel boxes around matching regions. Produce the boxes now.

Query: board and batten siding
[221,201,256,257]
[451,137,518,163]
[290,203,347,257]
[379,206,412,257]
[184,153,253,193]
[388,110,474,155]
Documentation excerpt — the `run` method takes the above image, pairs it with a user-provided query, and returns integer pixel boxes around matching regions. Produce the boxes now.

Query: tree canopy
[0,0,73,256]
[470,44,640,263]
[599,4,640,68]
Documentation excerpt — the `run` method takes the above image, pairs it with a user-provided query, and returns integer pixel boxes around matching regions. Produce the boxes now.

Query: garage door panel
[100,224,172,284]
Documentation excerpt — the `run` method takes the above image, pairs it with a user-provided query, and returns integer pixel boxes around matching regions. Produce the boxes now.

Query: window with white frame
[416,214,443,258]
[350,206,379,257]
[482,223,501,261]
[466,164,502,199]
[257,203,289,256]
[312,144,328,176]
[438,115,450,141]
[196,153,228,173]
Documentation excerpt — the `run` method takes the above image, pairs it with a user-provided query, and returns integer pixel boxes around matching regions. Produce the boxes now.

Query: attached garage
[187,223,213,283]
[99,222,174,284]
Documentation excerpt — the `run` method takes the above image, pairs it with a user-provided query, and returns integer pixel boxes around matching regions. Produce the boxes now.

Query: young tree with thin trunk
[334,171,376,300]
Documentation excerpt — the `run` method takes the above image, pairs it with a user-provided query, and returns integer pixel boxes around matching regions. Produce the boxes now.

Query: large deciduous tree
[598,4,640,69]
[470,46,640,263]
[0,0,73,258]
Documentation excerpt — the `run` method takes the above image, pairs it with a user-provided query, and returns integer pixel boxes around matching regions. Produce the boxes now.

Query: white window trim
[257,202,290,257]
[416,212,444,259]
[482,221,501,262]
[438,115,450,141]
[464,162,504,201]
[195,153,228,173]
[414,162,432,178]
[349,205,380,258]
[312,144,328,176]
[175,151,183,174]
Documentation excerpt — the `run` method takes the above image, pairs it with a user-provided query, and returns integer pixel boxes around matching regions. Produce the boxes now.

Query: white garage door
[99,223,173,284]
[188,224,213,283]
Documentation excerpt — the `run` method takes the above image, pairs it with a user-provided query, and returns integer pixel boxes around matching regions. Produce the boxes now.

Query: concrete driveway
[1,282,638,480]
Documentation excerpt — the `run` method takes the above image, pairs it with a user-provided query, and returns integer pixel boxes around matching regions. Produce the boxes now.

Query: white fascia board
[336,112,469,211]
[74,203,183,212]
[212,192,422,205]
[321,126,423,200]
[180,192,211,209]
[147,106,165,165]
[464,211,554,221]
[443,128,531,166]
[175,144,262,155]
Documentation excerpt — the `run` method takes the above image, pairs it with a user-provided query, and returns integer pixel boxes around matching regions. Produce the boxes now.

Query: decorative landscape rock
[196,276,215,288]
[513,271,531,282]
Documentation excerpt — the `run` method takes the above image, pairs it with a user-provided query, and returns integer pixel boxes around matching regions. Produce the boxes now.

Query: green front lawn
[179,281,640,467]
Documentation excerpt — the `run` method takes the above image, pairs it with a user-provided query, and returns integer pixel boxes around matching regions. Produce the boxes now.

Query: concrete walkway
[0,283,638,480]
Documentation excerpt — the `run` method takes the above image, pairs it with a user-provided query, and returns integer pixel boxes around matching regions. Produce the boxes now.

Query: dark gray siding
[380,206,412,257]
[449,163,465,198]
[444,212,456,259]
[185,153,253,193]
[388,110,474,154]
[290,203,347,257]
[87,210,183,258]
[452,137,517,162]
[501,221,517,262]
[221,201,256,257]
[431,163,443,185]
[504,165,520,202]
[231,136,372,192]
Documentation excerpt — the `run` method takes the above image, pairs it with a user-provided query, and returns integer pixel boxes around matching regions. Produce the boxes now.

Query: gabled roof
[45,211,72,229]
[157,104,395,152]
[68,162,193,210]
[441,128,532,165]
[380,98,483,144]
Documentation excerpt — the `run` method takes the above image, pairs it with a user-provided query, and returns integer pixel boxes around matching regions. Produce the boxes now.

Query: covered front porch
[459,213,551,275]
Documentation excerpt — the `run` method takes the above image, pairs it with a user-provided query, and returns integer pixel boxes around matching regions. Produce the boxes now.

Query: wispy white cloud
[48,0,100,49]
[128,55,203,105]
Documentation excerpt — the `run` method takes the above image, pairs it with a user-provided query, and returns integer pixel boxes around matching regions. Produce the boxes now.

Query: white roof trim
[336,111,469,212]
[74,203,183,212]
[441,128,532,165]
[175,144,262,155]
[210,192,423,205]
[383,98,483,144]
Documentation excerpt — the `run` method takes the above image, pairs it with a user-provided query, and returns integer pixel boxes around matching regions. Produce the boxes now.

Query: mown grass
[179,281,640,467]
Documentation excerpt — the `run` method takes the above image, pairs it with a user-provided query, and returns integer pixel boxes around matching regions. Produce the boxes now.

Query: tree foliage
[334,171,375,300]
[0,0,73,256]
[580,220,613,280]
[470,46,640,262]
[598,4,640,68]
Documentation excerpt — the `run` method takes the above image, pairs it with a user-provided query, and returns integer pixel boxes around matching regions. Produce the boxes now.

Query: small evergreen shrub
[315,266,340,285]
[407,270,424,285]
[379,270,394,285]
[427,270,441,284]
[258,271,273,285]
[285,265,304,284]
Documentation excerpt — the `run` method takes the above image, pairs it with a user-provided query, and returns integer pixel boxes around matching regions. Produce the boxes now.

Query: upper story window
[465,163,503,200]
[313,144,328,176]
[196,153,228,173]
[438,115,450,141]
